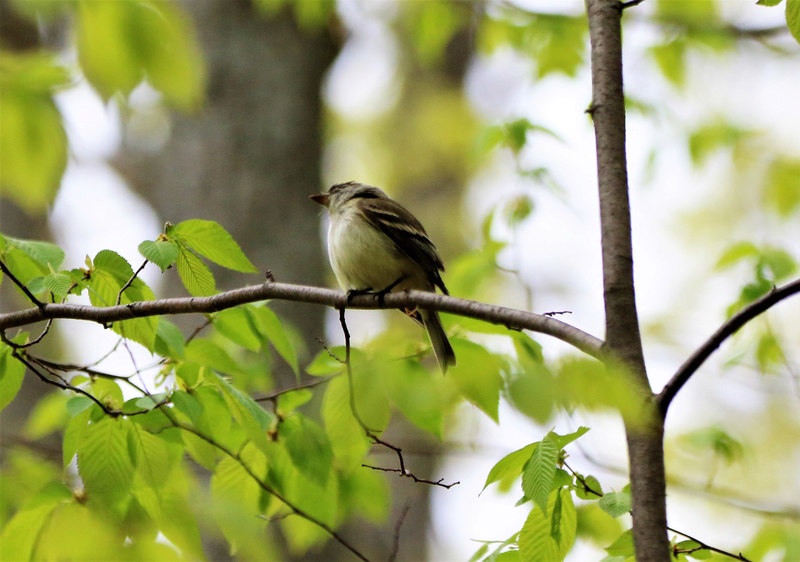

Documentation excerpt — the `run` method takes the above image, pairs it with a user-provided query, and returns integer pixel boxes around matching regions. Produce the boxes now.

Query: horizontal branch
[658,278,800,416]
[0,281,604,359]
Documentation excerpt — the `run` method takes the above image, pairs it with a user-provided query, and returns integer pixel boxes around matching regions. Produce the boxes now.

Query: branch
[658,278,800,415]
[0,281,604,359]
[668,526,752,562]
[0,258,44,309]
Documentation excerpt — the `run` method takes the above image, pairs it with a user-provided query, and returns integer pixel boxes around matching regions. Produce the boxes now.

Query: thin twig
[388,502,412,562]
[338,308,459,489]
[0,258,44,309]
[658,278,800,416]
[668,526,752,562]
[116,259,148,305]
[254,376,334,403]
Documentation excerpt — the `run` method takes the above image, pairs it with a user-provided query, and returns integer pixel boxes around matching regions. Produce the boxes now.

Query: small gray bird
[311,181,456,373]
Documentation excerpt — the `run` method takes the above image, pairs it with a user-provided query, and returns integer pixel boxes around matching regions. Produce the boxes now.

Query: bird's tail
[421,309,456,374]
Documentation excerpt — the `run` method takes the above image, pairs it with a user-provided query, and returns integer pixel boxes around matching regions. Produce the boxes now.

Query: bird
[311,181,456,373]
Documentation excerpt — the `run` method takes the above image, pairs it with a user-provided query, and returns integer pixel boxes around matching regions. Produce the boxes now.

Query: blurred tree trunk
[115,0,333,355]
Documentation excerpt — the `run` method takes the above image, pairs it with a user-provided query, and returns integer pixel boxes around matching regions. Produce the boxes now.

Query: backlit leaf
[171,219,257,273]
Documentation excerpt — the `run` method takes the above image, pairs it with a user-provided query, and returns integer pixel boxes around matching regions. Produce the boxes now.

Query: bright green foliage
[138,239,180,272]
[598,487,632,519]
[403,1,467,66]
[764,157,800,217]
[716,242,797,313]
[449,339,504,422]
[518,488,577,562]
[787,0,800,43]
[169,220,258,274]
[88,250,159,350]
[0,53,69,213]
[74,0,205,110]
[480,10,587,78]
[523,432,558,515]
[0,338,26,412]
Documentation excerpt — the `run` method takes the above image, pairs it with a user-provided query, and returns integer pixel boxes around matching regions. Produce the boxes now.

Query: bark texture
[585,1,670,560]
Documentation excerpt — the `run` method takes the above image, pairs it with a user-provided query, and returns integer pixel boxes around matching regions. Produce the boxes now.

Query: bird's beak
[309,193,329,207]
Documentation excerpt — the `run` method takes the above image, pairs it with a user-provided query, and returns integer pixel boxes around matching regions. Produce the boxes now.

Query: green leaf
[787,0,800,44]
[128,0,206,111]
[171,219,257,273]
[715,241,760,270]
[679,426,744,465]
[605,529,635,557]
[4,236,65,270]
[138,239,179,271]
[250,305,299,374]
[209,373,273,452]
[127,422,182,488]
[176,245,216,296]
[213,306,262,351]
[598,489,632,518]
[553,427,590,449]
[154,319,185,359]
[448,339,503,422]
[756,0,783,6]
[88,249,158,350]
[305,347,347,376]
[518,488,577,562]
[210,444,268,554]
[384,358,448,439]
[77,416,135,516]
[483,443,537,493]
[574,474,603,500]
[75,0,204,109]
[522,432,558,515]
[279,414,333,486]
[322,375,371,467]
[185,338,244,376]
[38,271,73,300]
[0,481,72,560]
[0,55,68,212]
[0,343,25,412]
[649,40,686,87]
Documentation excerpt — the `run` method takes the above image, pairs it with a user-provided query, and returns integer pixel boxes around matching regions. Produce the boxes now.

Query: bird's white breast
[328,205,414,292]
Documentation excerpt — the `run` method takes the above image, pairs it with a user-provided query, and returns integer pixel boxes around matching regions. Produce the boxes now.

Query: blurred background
[2,0,799,559]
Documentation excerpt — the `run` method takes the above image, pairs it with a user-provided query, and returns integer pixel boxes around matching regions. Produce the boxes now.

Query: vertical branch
[584,1,669,560]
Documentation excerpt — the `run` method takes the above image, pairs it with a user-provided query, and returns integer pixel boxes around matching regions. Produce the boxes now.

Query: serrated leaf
[599,489,632,518]
[249,305,299,375]
[77,416,135,515]
[519,488,577,562]
[0,343,26,412]
[39,272,72,300]
[483,443,537,493]
[575,474,603,500]
[88,249,158,350]
[4,236,65,269]
[171,219,257,273]
[305,347,347,376]
[127,422,182,488]
[138,239,179,271]
[522,432,558,515]
[176,245,216,296]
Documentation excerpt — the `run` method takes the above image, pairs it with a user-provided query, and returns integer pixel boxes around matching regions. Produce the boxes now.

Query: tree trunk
[584,0,670,560]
